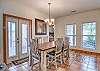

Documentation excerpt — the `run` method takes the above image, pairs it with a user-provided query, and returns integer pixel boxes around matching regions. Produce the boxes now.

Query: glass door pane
[8,22,16,57]
[22,24,28,54]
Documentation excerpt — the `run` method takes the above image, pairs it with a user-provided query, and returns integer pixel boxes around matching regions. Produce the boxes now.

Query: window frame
[65,24,76,47]
[81,22,96,49]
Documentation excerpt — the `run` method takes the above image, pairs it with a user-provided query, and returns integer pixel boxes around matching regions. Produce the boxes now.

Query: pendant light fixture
[45,2,54,25]
[48,2,52,25]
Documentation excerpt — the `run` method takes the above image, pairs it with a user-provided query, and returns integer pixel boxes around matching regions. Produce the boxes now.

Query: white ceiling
[17,0,100,18]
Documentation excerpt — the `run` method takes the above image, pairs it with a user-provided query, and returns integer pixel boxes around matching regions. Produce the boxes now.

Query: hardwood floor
[7,50,100,71]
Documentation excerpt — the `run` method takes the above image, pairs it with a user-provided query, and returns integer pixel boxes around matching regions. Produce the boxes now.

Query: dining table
[38,41,55,71]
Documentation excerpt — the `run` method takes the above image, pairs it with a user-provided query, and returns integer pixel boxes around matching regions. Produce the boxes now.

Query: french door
[3,14,32,64]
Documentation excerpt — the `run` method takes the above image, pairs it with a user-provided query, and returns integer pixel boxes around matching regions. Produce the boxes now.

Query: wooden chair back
[55,38,63,53]
[63,37,69,50]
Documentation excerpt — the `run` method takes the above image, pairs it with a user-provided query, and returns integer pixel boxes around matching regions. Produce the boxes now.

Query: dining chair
[55,38,64,68]
[29,39,41,70]
[63,37,69,60]
[47,38,63,68]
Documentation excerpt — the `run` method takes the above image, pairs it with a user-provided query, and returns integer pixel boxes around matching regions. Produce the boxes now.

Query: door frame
[3,14,32,64]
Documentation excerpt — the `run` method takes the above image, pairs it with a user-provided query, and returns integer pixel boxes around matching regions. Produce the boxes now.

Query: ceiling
[17,0,100,18]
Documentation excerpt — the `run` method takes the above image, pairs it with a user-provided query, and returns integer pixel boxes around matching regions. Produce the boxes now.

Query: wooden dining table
[38,41,55,71]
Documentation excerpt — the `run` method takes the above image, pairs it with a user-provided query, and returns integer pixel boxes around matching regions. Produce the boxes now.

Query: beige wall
[0,0,48,62]
[55,9,100,50]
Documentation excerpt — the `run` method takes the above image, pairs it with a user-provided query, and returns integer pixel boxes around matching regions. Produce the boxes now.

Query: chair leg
[31,64,33,70]
[60,54,63,64]
[39,62,41,71]
[55,56,57,69]
[66,51,69,60]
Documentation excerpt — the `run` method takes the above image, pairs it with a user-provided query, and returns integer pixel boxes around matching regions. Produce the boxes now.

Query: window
[82,22,96,50]
[65,24,76,46]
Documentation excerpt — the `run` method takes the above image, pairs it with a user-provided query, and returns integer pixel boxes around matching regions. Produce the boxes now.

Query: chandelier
[45,2,54,25]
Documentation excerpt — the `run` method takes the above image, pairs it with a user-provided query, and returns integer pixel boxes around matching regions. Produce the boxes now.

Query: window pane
[22,24,28,54]
[82,36,96,50]
[83,22,96,35]
[66,25,73,35]
[65,24,76,47]
[67,36,73,46]
[8,22,16,57]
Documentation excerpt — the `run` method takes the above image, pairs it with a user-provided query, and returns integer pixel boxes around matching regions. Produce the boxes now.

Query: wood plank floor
[7,50,100,71]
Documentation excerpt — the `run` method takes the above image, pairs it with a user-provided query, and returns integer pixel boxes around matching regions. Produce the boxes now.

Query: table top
[38,41,55,51]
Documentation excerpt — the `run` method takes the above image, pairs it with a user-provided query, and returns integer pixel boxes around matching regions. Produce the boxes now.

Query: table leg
[41,51,47,71]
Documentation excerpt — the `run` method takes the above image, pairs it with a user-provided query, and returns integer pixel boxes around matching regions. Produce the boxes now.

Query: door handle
[17,38,19,43]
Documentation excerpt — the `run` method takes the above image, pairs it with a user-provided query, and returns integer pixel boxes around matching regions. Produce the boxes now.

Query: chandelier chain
[48,2,51,21]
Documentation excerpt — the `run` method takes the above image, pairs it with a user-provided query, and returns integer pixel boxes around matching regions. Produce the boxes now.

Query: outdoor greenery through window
[65,24,76,47]
[82,22,96,50]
